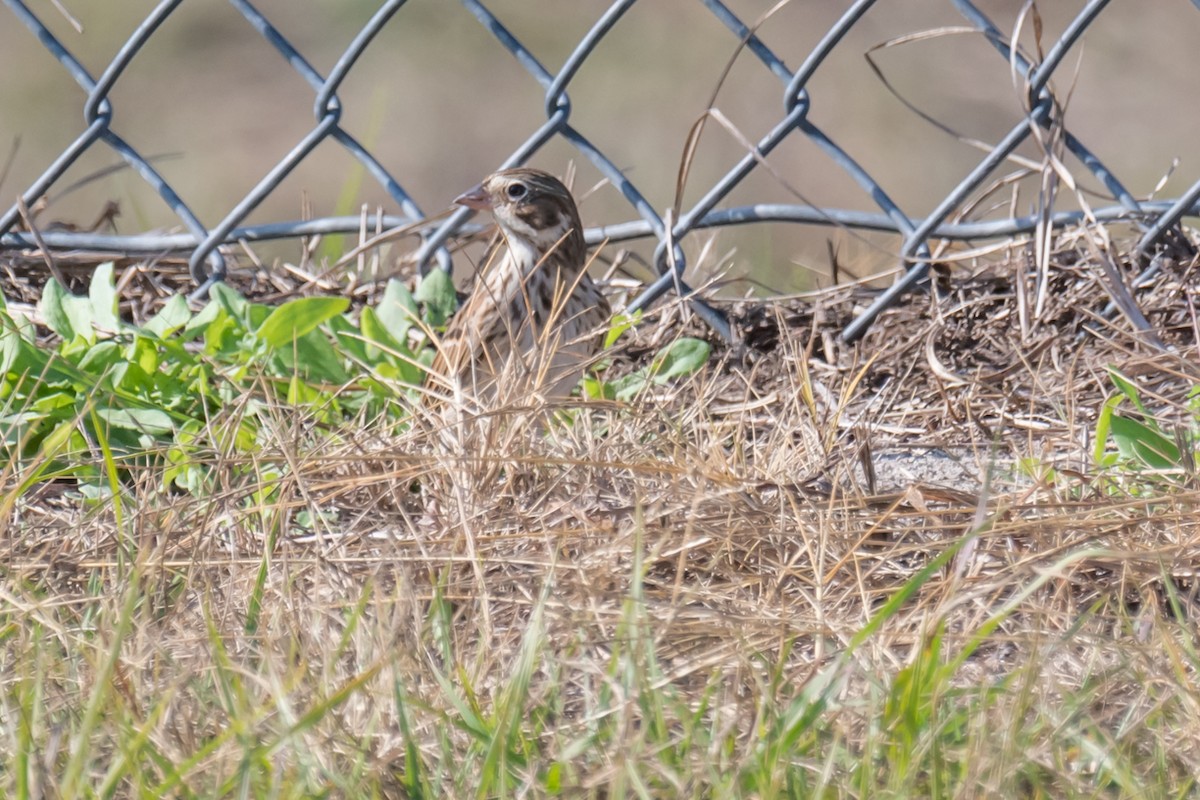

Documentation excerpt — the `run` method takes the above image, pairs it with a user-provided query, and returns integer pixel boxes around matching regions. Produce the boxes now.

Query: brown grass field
[2,218,1199,796]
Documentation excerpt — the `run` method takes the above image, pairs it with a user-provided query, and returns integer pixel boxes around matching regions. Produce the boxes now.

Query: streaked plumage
[432,168,610,403]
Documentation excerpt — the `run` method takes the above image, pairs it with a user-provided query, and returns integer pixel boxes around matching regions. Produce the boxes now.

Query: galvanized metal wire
[3,0,1199,342]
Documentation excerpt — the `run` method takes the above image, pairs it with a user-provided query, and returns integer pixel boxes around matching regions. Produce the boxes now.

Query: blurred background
[2,0,1199,294]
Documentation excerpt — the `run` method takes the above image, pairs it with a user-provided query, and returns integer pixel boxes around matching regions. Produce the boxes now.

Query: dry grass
[3,225,1200,797]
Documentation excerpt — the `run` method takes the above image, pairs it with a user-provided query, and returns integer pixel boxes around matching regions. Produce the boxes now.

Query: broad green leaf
[76,340,123,376]
[166,462,209,494]
[94,407,175,436]
[183,299,223,341]
[0,315,24,375]
[209,283,248,321]
[327,314,370,362]
[108,361,155,395]
[650,337,711,382]
[245,302,272,332]
[145,294,192,337]
[395,354,425,386]
[1110,414,1181,470]
[201,311,240,357]
[1,314,68,382]
[207,285,270,338]
[256,296,350,350]
[414,269,458,328]
[360,306,405,362]
[231,421,260,454]
[377,279,420,342]
[39,279,81,342]
[127,336,161,377]
[273,329,349,384]
[61,293,96,346]
[88,262,120,331]
[301,328,350,383]
[3,343,74,387]
[32,391,76,414]
[78,482,114,501]
[360,317,424,382]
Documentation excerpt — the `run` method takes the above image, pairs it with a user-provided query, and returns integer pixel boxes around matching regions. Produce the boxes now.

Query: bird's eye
[506,183,528,201]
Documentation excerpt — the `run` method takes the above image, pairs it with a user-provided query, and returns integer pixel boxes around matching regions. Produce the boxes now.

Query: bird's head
[455,168,584,256]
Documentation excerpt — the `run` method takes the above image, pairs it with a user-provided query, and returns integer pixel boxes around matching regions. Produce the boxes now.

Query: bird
[430,167,611,405]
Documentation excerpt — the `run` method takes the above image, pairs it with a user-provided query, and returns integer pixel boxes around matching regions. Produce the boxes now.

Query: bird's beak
[454,185,491,211]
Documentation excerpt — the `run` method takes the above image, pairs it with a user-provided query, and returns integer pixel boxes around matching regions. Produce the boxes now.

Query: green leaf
[327,314,370,363]
[603,311,641,349]
[94,407,175,436]
[108,361,155,395]
[1110,414,1181,470]
[1093,396,1118,466]
[0,314,29,376]
[183,299,222,341]
[0,411,41,448]
[245,302,272,332]
[273,330,349,384]
[286,374,323,406]
[31,391,75,414]
[377,279,420,342]
[545,763,562,793]
[650,337,711,382]
[76,340,123,376]
[581,375,612,400]
[209,283,248,320]
[40,418,81,459]
[612,372,650,402]
[201,311,241,357]
[1,315,68,385]
[414,269,458,328]
[255,296,350,350]
[1107,367,1150,417]
[88,262,120,331]
[127,335,162,377]
[39,279,81,342]
[145,294,192,338]
[360,307,405,361]
[8,309,35,343]
[373,331,426,384]
[398,360,425,386]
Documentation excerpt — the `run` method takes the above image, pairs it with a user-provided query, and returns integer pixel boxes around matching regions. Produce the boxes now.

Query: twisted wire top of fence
[3,0,1200,342]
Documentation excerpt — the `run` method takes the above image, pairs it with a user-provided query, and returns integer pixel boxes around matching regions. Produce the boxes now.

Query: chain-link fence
[3,0,1200,342]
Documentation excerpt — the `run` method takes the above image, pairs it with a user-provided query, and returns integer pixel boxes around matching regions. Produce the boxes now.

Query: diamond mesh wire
[2,0,1198,341]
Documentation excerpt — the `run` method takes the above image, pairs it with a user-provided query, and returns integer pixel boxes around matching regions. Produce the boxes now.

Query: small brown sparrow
[432,168,611,402]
